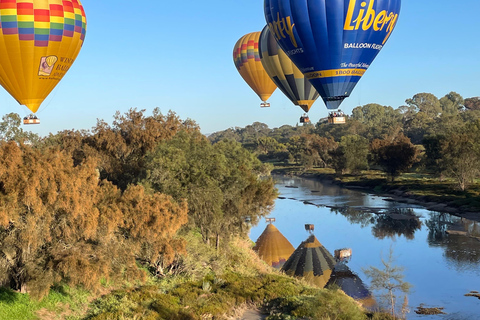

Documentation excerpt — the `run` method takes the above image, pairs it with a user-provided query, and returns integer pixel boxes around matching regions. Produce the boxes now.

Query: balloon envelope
[264,0,401,109]
[253,223,295,268]
[233,32,277,103]
[281,235,336,288]
[259,25,319,113]
[0,0,87,113]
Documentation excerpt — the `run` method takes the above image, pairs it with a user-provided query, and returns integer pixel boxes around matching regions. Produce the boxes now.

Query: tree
[339,135,369,174]
[363,248,412,319]
[370,134,420,181]
[405,93,441,117]
[439,92,464,115]
[464,97,480,111]
[0,142,188,298]
[287,136,303,164]
[0,113,40,144]
[439,130,480,191]
[351,104,402,140]
[84,108,187,190]
[143,131,277,247]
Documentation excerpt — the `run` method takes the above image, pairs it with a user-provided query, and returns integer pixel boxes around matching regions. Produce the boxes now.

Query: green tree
[439,92,464,115]
[405,93,441,117]
[351,103,402,140]
[339,135,369,174]
[0,113,40,144]
[370,134,420,181]
[287,135,303,164]
[143,131,276,246]
[440,129,480,191]
[363,248,412,319]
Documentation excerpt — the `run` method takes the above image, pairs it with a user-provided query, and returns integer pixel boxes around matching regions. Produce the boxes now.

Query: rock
[465,291,480,300]
[415,304,446,315]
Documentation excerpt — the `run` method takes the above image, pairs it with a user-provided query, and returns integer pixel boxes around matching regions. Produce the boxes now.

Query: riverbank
[272,167,480,223]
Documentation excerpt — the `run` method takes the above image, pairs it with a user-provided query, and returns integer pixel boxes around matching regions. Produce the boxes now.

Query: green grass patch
[0,285,91,320]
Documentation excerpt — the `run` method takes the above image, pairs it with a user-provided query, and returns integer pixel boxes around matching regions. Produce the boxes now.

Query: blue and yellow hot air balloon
[264,0,401,110]
[233,32,277,108]
[258,25,319,113]
[0,0,87,122]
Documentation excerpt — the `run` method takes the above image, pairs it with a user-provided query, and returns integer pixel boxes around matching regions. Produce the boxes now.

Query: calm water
[249,175,480,320]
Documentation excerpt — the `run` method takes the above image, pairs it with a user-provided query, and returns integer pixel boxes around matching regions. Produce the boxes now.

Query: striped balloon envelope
[281,234,336,288]
[259,25,319,113]
[233,31,277,106]
[0,0,87,113]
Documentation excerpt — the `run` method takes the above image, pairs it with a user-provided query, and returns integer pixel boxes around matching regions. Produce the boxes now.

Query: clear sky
[2,0,480,137]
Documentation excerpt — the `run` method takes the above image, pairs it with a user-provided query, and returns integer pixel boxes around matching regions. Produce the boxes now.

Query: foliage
[0,113,40,144]
[439,129,480,191]
[363,248,412,319]
[0,141,187,299]
[143,131,277,245]
[336,135,369,174]
[464,97,480,111]
[370,134,420,181]
[79,235,375,320]
[0,285,90,320]
[265,290,367,320]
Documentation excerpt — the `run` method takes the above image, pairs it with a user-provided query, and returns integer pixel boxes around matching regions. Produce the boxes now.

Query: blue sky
[2,0,480,137]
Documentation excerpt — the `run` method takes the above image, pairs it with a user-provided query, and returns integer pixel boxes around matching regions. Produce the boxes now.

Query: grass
[0,285,90,320]
[0,233,378,320]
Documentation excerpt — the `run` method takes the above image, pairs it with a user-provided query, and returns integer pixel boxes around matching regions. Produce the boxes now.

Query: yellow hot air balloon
[0,0,87,116]
[233,32,276,107]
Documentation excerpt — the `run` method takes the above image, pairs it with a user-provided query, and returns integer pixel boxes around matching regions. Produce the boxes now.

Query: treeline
[0,109,277,298]
[209,93,480,190]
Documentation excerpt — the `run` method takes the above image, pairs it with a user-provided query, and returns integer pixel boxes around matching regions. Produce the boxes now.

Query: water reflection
[250,175,480,319]
[426,213,480,270]
[372,209,422,240]
[331,207,422,240]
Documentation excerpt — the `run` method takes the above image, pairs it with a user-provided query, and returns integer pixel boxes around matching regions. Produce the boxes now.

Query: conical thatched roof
[281,235,336,288]
[253,224,295,268]
[327,263,376,309]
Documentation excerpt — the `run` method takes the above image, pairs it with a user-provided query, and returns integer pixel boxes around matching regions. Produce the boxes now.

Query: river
[249,175,480,320]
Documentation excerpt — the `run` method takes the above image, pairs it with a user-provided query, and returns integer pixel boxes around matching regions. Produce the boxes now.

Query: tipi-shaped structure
[253,221,295,268]
[327,263,376,309]
[281,234,336,288]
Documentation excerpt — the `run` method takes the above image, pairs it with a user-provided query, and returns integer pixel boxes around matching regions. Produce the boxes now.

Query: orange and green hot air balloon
[233,31,276,107]
[0,0,87,114]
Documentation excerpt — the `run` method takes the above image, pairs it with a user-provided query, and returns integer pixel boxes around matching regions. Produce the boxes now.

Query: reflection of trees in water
[371,208,422,240]
[330,207,375,228]
[426,212,480,268]
[443,235,480,268]
[331,207,422,239]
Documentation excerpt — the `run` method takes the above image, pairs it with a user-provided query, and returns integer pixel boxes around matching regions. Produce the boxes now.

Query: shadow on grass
[0,287,19,304]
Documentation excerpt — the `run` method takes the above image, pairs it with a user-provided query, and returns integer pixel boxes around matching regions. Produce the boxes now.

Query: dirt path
[237,309,266,320]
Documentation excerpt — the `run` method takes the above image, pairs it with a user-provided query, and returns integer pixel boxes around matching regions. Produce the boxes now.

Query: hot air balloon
[264,0,401,110]
[281,234,336,288]
[253,222,295,268]
[0,0,87,123]
[233,32,277,108]
[258,25,319,121]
